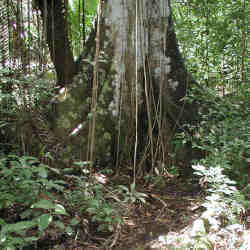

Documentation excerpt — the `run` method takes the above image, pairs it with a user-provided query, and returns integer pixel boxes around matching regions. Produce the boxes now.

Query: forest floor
[9,174,249,250]
[17,175,204,250]
[113,177,205,250]
[52,176,204,250]
[52,174,249,250]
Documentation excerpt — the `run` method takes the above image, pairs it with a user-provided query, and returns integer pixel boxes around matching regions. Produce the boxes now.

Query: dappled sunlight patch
[70,122,84,136]
[145,163,249,249]
[149,208,250,250]
[124,218,136,227]
[94,173,108,184]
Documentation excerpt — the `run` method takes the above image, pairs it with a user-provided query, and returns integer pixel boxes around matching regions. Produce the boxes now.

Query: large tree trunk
[35,0,76,86]
[100,0,198,172]
[37,0,198,173]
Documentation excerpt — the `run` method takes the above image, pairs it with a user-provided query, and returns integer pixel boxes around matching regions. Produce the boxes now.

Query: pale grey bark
[104,0,171,115]
[52,0,196,171]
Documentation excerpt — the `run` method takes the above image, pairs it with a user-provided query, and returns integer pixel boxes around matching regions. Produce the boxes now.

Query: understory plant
[188,84,250,221]
[64,162,148,233]
[0,155,75,250]
[63,162,122,233]
[161,85,250,250]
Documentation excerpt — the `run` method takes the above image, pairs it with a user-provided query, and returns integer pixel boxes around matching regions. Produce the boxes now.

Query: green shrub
[186,85,250,223]
[63,161,122,233]
[0,155,73,249]
[190,86,250,189]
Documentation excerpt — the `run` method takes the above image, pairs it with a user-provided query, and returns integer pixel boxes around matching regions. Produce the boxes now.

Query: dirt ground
[48,177,204,250]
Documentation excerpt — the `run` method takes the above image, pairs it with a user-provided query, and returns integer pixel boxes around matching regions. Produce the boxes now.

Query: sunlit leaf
[37,167,48,178]
[54,204,67,215]
[65,226,73,235]
[192,164,206,172]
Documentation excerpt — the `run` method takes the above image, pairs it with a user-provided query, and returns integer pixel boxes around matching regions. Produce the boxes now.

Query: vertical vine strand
[51,0,55,68]
[28,0,31,72]
[43,0,48,70]
[88,0,102,163]
[82,0,85,46]
[140,2,154,170]
[133,0,139,184]
[115,0,126,174]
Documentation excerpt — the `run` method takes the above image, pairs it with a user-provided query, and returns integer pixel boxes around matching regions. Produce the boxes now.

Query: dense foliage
[68,0,98,57]
[174,0,248,90]
[0,0,249,249]
[173,0,249,198]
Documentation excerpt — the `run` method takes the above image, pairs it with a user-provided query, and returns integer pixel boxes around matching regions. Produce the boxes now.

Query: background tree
[173,0,249,93]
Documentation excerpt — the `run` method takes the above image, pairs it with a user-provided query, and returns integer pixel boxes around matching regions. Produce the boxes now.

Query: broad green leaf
[62,168,74,173]
[70,218,80,226]
[65,226,73,235]
[21,156,39,167]
[37,167,48,178]
[138,197,146,203]
[1,221,36,234]
[0,234,7,243]
[108,225,114,232]
[37,214,52,231]
[20,209,33,219]
[7,236,26,245]
[31,199,55,210]
[42,164,60,175]
[23,236,39,242]
[118,185,129,192]
[40,180,64,191]
[44,152,54,160]
[0,122,8,128]
[54,204,67,215]
[55,221,65,230]
[54,180,66,185]
[192,164,206,172]
[0,218,6,225]
[74,161,92,167]
[136,192,148,197]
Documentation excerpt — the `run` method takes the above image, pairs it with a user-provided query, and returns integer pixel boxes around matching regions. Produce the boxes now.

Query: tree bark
[36,0,199,173]
[35,0,76,86]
